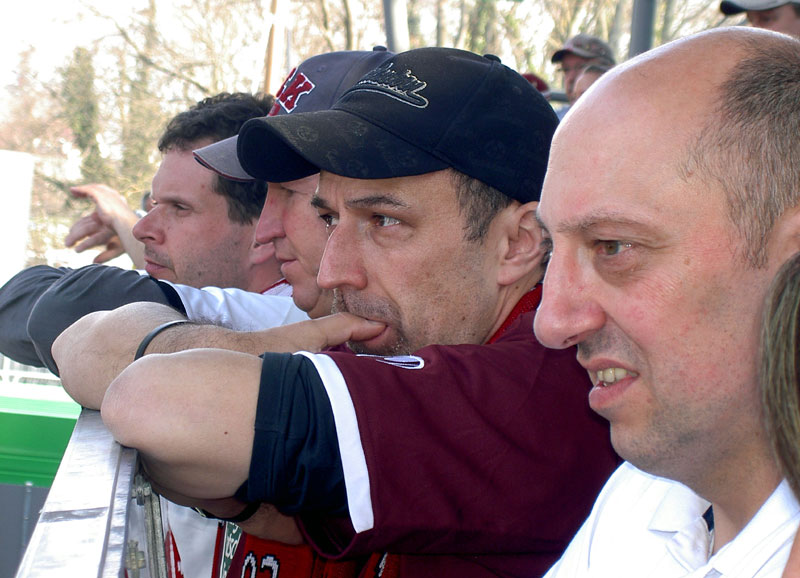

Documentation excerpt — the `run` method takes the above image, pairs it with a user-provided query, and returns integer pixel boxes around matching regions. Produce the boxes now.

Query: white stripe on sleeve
[294,351,374,533]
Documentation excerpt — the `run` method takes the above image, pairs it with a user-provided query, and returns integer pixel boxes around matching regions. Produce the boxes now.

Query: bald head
[535,27,800,492]
[560,28,765,137]
[548,27,800,266]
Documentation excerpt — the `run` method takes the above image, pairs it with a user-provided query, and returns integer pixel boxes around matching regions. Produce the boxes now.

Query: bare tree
[343,0,355,49]
[656,1,722,44]
[120,0,164,193]
[0,50,82,265]
[385,0,412,51]
[61,47,112,184]
[3,0,733,266]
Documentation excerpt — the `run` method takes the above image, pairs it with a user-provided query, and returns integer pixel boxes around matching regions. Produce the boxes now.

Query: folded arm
[101,347,347,544]
[53,301,382,408]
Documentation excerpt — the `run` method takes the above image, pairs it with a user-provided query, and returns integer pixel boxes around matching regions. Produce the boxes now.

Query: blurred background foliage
[0,0,730,266]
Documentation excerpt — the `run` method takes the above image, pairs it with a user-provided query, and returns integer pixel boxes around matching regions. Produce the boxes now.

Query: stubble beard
[332,289,412,356]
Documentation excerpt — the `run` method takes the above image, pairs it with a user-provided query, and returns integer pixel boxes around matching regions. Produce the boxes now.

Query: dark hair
[684,35,800,267]
[761,252,800,500]
[158,92,275,224]
[793,3,800,17]
[449,170,514,243]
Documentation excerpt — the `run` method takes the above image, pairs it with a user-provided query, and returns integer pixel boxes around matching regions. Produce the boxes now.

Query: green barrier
[0,396,80,487]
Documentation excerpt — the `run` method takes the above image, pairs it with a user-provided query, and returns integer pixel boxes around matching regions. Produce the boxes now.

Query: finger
[70,183,115,199]
[94,245,125,264]
[64,215,100,246]
[69,186,89,199]
[310,313,385,349]
[74,230,115,253]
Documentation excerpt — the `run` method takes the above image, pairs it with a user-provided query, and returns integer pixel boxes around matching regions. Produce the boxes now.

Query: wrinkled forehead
[315,169,457,211]
[539,125,704,241]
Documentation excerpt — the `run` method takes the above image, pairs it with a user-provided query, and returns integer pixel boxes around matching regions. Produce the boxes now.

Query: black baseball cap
[236,47,558,203]
[194,47,395,182]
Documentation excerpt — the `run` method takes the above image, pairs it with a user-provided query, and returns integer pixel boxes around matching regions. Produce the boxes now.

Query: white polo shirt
[545,462,800,577]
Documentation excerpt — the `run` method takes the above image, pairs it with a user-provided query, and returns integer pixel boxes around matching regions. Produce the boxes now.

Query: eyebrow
[311,193,410,212]
[152,193,192,206]
[536,208,652,236]
[310,194,330,211]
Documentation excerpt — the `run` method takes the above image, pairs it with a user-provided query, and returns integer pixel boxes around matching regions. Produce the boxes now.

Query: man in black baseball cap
[54,47,618,577]
[236,48,555,204]
[196,48,398,322]
[720,0,800,37]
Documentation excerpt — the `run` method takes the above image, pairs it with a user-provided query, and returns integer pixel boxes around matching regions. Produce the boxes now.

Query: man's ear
[250,239,277,266]
[497,201,546,287]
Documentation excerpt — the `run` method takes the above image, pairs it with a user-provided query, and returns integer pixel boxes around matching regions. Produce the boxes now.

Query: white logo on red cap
[269,68,315,116]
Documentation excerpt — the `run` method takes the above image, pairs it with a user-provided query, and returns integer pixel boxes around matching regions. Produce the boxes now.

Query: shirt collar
[648,478,799,576]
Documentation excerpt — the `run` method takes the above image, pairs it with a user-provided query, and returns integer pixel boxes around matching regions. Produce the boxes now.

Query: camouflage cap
[551,34,616,66]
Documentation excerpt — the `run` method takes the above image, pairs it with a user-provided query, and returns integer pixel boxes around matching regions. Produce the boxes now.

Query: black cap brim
[237,109,449,183]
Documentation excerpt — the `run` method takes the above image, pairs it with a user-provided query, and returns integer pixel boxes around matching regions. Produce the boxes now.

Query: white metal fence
[0,353,61,388]
[15,409,165,578]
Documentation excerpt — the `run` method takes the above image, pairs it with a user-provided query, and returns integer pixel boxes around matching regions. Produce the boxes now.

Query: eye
[373,214,401,227]
[318,213,338,229]
[596,240,632,256]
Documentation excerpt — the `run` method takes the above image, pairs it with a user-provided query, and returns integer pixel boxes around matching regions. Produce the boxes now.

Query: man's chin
[149,270,177,283]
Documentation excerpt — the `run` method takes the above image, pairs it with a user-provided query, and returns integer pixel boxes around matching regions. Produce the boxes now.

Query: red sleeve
[299,311,619,559]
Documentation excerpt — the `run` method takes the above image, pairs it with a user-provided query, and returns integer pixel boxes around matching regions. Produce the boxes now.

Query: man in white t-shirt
[534,27,800,576]
[0,92,302,376]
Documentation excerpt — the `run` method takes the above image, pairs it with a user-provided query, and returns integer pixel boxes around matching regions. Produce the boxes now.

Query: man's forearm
[27,264,182,374]
[52,302,261,408]
[110,210,145,269]
[53,300,384,408]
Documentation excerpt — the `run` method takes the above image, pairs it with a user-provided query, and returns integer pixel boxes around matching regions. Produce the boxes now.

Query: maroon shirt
[297,287,620,577]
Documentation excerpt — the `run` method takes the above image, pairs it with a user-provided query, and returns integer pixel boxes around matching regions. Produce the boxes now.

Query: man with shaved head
[535,27,800,576]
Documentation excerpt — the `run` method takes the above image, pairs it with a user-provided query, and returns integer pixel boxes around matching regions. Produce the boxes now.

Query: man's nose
[132,208,162,244]
[317,222,367,291]
[254,194,285,245]
[534,249,605,349]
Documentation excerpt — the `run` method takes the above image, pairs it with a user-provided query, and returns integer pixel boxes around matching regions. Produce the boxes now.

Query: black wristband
[194,501,261,523]
[134,319,191,361]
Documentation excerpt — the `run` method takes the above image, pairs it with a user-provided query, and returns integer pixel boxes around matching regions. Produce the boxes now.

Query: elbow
[52,311,105,407]
[101,359,156,449]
